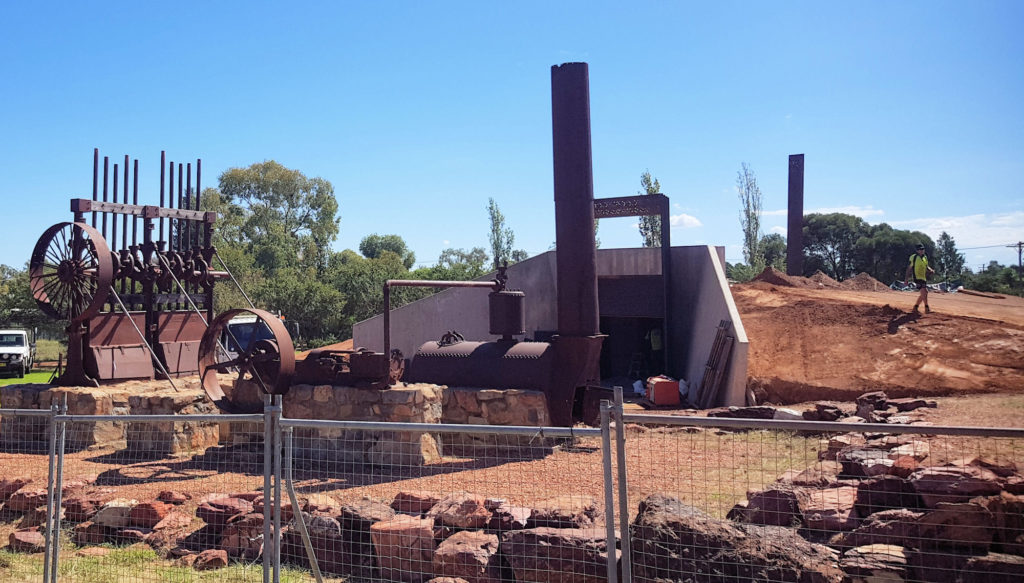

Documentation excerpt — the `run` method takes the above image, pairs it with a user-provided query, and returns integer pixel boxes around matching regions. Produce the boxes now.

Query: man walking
[906,243,935,313]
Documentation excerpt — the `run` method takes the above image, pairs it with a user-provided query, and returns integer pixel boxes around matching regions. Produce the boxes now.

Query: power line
[959,243,1016,250]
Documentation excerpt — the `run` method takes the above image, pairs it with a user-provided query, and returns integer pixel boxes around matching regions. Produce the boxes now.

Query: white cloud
[891,211,1024,249]
[669,213,702,228]
[443,240,450,245]
[770,226,787,235]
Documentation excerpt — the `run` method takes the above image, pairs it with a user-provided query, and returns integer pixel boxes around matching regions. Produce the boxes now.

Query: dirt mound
[731,285,1024,405]
[752,266,813,288]
[840,272,887,291]
[808,270,840,288]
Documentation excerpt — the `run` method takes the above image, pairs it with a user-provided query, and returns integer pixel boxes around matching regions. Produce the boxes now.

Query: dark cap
[916,244,925,250]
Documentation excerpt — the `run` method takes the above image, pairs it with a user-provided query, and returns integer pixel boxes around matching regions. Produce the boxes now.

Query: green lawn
[0,370,54,386]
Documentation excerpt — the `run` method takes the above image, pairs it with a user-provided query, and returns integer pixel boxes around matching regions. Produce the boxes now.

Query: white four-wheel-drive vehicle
[0,329,36,378]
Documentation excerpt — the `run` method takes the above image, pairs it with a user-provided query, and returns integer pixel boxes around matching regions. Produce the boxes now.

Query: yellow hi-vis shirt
[909,253,929,280]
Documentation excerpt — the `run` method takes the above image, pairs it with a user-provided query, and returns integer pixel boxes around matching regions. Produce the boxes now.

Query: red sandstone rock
[528,495,599,528]
[129,501,172,528]
[392,490,442,515]
[802,486,860,532]
[113,527,152,544]
[429,493,492,529]
[8,528,45,553]
[73,521,108,545]
[960,552,1024,581]
[6,488,48,512]
[194,548,229,570]
[196,497,253,532]
[153,511,193,531]
[909,466,1003,507]
[157,490,189,505]
[433,530,502,583]
[736,485,808,527]
[370,515,436,583]
[63,496,104,522]
[840,544,907,580]
[501,527,614,583]
[220,513,265,560]
[0,477,31,501]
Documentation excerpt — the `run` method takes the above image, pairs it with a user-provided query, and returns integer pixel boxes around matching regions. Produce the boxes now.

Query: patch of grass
[36,340,64,362]
[0,371,54,386]
[0,546,336,583]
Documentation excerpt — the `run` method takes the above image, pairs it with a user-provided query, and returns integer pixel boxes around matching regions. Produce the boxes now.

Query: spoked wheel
[29,222,113,322]
[198,308,295,414]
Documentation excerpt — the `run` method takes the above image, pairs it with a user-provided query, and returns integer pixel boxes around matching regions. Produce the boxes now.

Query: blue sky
[2,1,1022,273]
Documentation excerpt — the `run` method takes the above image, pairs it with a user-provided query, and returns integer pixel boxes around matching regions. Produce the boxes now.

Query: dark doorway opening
[599,316,664,387]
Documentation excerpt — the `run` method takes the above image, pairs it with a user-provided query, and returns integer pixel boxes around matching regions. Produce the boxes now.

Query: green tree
[359,234,416,269]
[487,198,515,269]
[759,233,787,271]
[255,267,346,344]
[638,170,662,247]
[326,250,411,336]
[0,264,59,337]
[933,231,965,280]
[736,163,764,271]
[414,247,490,281]
[802,213,871,280]
[852,223,932,283]
[216,161,339,271]
[726,262,757,283]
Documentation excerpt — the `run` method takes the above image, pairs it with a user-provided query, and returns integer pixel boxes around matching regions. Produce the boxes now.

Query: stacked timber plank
[695,320,734,409]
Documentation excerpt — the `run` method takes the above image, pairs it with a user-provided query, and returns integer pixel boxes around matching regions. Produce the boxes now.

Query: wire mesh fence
[278,417,612,583]
[4,397,1024,582]
[618,413,1024,582]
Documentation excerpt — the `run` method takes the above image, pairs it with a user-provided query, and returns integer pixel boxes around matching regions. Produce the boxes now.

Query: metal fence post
[600,400,619,583]
[284,425,324,583]
[613,387,632,583]
[272,394,283,583]
[42,403,58,583]
[50,394,69,583]
[262,394,272,583]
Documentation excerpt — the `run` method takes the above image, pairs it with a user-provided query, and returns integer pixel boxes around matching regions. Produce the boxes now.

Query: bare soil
[733,280,1024,409]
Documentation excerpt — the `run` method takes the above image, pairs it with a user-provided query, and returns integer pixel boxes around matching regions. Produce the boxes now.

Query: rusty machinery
[29,149,295,395]
[402,63,607,426]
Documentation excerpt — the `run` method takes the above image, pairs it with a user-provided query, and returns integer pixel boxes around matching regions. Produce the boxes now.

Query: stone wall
[0,379,217,455]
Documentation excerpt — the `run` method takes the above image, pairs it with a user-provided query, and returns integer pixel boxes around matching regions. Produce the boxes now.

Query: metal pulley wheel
[198,308,295,414]
[29,222,113,322]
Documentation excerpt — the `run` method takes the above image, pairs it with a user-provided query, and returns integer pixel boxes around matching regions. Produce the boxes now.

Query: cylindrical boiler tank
[405,339,553,391]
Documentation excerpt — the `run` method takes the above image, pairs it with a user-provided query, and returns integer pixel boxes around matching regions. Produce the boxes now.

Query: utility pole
[1008,242,1024,287]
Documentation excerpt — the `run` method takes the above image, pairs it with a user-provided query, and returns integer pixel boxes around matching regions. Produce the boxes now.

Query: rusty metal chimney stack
[551,62,600,336]
[787,154,805,276]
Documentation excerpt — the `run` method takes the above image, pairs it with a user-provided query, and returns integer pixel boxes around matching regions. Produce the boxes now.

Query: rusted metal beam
[70,199,215,222]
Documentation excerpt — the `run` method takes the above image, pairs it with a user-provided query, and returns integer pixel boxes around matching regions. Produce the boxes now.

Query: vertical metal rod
[132,159,139,246]
[177,162,184,310]
[186,162,193,252]
[50,395,68,583]
[284,426,324,583]
[159,151,166,242]
[613,386,633,583]
[108,287,179,391]
[102,157,109,240]
[122,154,129,252]
[168,158,175,250]
[196,159,202,211]
[91,148,99,229]
[42,404,58,583]
[600,402,618,583]
[262,394,272,583]
[111,164,119,254]
[272,394,283,583]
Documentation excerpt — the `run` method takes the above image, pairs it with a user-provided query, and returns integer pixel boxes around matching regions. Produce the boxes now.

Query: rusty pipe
[382,278,503,368]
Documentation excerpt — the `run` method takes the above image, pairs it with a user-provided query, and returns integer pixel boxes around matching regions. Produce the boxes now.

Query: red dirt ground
[733,279,1024,405]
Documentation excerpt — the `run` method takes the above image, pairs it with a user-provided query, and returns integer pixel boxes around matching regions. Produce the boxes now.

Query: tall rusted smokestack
[551,62,599,336]
[787,153,805,276]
